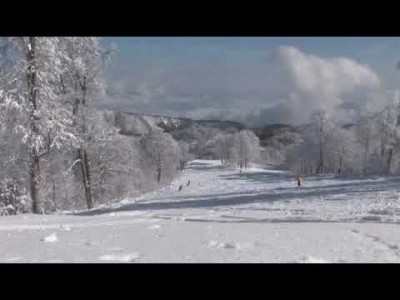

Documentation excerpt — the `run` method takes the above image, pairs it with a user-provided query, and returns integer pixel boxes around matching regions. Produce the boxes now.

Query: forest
[1,37,400,216]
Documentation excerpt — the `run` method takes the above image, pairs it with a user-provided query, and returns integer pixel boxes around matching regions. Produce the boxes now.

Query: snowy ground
[2,160,400,263]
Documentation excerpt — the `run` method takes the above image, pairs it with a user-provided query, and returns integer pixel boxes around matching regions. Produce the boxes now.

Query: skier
[178,185,183,191]
[296,176,303,187]
[187,180,191,186]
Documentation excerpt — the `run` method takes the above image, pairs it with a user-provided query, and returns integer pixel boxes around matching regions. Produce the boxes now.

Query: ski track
[350,228,400,262]
[2,159,400,263]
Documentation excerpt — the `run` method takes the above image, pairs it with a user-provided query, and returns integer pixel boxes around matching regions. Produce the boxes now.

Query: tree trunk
[363,135,370,174]
[387,148,393,174]
[319,120,324,174]
[338,154,343,174]
[156,150,162,184]
[27,37,41,214]
[74,76,93,210]
[29,155,40,213]
[52,178,56,210]
[157,167,161,184]
[79,149,93,209]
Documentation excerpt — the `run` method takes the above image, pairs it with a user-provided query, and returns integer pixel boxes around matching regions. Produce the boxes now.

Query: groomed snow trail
[1,160,400,263]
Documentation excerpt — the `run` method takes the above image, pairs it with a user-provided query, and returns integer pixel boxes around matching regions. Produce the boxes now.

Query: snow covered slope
[2,160,400,263]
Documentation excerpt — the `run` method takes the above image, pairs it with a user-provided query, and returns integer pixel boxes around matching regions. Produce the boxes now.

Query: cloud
[264,46,381,123]
[102,63,288,121]
[279,46,380,95]
[101,45,383,126]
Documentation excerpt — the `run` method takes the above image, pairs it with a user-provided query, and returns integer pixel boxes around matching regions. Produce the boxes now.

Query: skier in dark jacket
[296,176,303,187]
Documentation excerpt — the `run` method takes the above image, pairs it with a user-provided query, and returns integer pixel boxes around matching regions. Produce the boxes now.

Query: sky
[100,37,400,126]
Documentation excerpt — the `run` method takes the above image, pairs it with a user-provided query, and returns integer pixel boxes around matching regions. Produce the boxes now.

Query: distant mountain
[114,111,190,136]
[113,111,247,137]
[195,119,245,131]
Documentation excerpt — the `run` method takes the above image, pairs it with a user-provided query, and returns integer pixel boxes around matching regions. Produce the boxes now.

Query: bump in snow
[99,253,141,263]
[41,233,58,243]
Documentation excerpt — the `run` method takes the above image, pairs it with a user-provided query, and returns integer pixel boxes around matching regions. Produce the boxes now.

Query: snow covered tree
[327,126,360,174]
[312,110,332,173]
[140,130,180,185]
[354,111,385,174]
[0,178,29,216]
[376,105,400,174]
[55,37,112,209]
[205,132,230,163]
[178,141,192,171]
[235,130,260,169]
[285,110,340,174]
[0,37,80,213]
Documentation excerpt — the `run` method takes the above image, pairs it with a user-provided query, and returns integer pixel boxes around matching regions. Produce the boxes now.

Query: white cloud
[262,46,382,124]
[279,46,380,96]
[102,45,384,126]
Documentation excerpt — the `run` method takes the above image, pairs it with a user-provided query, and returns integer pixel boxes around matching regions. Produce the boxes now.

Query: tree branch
[38,149,51,159]
[64,159,81,175]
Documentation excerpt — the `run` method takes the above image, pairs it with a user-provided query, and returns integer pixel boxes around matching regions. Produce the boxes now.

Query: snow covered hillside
[2,160,400,263]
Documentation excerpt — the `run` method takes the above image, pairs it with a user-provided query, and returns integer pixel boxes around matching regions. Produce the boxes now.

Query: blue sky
[100,37,400,125]
[102,37,400,69]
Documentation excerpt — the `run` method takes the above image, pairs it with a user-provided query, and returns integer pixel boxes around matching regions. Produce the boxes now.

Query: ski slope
[2,160,400,263]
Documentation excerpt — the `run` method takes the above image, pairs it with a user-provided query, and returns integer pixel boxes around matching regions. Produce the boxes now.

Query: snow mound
[46,259,64,263]
[99,253,141,262]
[299,256,330,263]
[208,240,241,250]
[6,257,21,262]
[42,233,58,243]
[59,224,71,231]
[148,225,162,230]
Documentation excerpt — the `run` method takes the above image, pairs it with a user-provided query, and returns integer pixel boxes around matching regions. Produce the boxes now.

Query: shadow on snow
[74,162,400,216]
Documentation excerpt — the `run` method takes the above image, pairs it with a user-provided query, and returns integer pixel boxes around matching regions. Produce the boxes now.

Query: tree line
[284,105,400,175]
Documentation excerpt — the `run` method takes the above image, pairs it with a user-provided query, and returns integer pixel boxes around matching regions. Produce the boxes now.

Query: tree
[56,37,112,209]
[178,141,192,171]
[312,110,332,173]
[205,132,231,164]
[377,105,400,174]
[236,130,260,169]
[1,37,79,213]
[328,126,359,174]
[141,130,179,185]
[356,113,377,173]
[285,110,338,174]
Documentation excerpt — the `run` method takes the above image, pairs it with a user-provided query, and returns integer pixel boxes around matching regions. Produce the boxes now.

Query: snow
[59,224,71,231]
[148,224,162,230]
[208,240,241,250]
[298,256,330,263]
[2,159,400,262]
[42,232,58,243]
[99,253,141,262]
